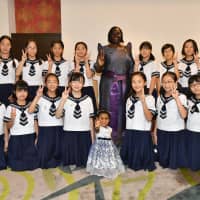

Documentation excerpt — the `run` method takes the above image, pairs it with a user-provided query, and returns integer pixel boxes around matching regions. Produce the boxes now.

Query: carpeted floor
[0,164,200,200]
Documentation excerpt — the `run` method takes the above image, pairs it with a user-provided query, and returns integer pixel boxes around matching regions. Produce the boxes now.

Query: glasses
[190,83,200,88]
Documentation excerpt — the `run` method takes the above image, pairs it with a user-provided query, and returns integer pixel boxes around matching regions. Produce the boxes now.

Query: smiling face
[70,77,84,93]
[190,81,200,97]
[16,89,28,101]
[163,47,174,61]
[140,47,151,60]
[131,74,146,94]
[26,41,37,59]
[98,113,110,127]
[109,27,123,45]
[162,75,177,93]
[46,75,59,93]
[0,38,11,55]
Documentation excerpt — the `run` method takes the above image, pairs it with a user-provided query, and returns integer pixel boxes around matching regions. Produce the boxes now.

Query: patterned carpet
[0,165,200,200]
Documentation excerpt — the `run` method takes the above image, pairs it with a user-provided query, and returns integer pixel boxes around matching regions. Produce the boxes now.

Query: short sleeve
[179,94,188,108]
[41,61,49,77]
[146,95,157,116]
[151,62,160,77]
[88,97,95,117]
[4,105,12,122]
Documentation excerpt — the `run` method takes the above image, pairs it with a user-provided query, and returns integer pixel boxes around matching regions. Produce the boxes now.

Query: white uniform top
[0,103,6,135]
[70,60,95,87]
[4,103,36,135]
[36,95,63,127]
[159,62,176,80]
[97,126,112,139]
[42,59,72,87]
[0,58,18,84]
[187,97,200,132]
[126,95,156,131]
[63,95,94,131]
[22,59,43,86]
[157,94,187,131]
[138,60,159,88]
[178,59,200,88]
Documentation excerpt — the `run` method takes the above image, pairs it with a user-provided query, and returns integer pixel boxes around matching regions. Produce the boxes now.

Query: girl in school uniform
[28,73,63,169]
[134,41,159,96]
[16,39,43,100]
[178,39,200,97]
[4,80,38,171]
[0,102,6,170]
[157,43,179,94]
[86,110,125,179]
[0,35,18,106]
[43,40,72,95]
[56,72,95,167]
[187,74,200,170]
[156,72,188,169]
[120,72,156,171]
[71,41,97,113]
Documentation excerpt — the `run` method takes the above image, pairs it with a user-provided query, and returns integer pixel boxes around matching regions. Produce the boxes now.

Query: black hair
[68,72,85,84]
[108,26,124,43]
[128,71,147,97]
[12,80,29,101]
[44,73,60,96]
[0,35,16,68]
[188,74,200,86]
[50,39,64,60]
[161,43,175,55]
[97,110,111,119]
[24,39,42,66]
[139,41,155,61]
[181,39,199,56]
[74,41,88,51]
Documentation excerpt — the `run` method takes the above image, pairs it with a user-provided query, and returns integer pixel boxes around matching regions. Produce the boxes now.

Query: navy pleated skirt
[120,129,156,171]
[0,84,13,106]
[8,133,39,171]
[37,126,63,169]
[0,135,6,170]
[187,130,200,171]
[29,85,39,101]
[82,86,97,115]
[157,129,188,169]
[61,131,92,167]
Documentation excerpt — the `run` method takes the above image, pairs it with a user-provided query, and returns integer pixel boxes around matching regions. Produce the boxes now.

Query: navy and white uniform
[159,62,176,79]
[62,95,94,167]
[87,126,125,179]
[186,96,200,170]
[4,102,38,171]
[0,58,18,106]
[36,95,63,169]
[178,58,200,96]
[120,95,156,171]
[22,59,43,100]
[70,60,97,114]
[0,103,6,169]
[42,59,72,94]
[156,93,188,169]
[138,60,159,93]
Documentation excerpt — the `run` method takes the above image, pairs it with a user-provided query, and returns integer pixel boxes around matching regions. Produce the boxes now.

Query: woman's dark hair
[139,41,155,61]
[181,39,199,56]
[12,80,29,101]
[108,26,124,43]
[68,72,85,84]
[97,110,111,119]
[24,39,42,65]
[50,39,64,60]
[188,74,200,86]
[0,35,16,68]
[161,43,175,55]
[44,73,59,96]
[74,41,88,51]
[128,71,147,97]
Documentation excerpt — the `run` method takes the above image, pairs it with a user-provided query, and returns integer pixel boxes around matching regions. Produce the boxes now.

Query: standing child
[56,72,94,167]
[0,102,6,170]
[16,39,43,100]
[134,41,159,95]
[86,110,125,179]
[120,72,156,171]
[71,41,97,113]
[28,73,63,169]
[43,40,72,94]
[156,72,188,169]
[187,74,200,170]
[0,35,18,106]
[4,80,38,171]
[178,39,200,97]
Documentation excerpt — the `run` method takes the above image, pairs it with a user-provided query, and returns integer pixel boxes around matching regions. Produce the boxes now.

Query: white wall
[61,0,200,62]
